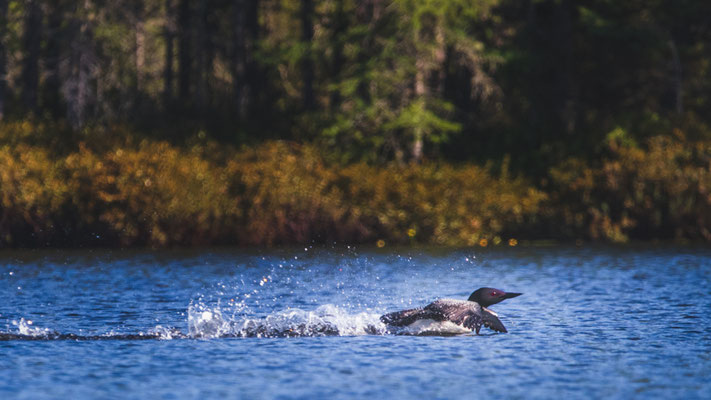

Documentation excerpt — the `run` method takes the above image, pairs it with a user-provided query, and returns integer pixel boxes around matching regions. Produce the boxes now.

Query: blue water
[1,246,710,399]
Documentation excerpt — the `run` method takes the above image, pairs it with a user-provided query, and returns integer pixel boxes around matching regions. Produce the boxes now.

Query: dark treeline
[0,0,709,168]
[1,1,711,247]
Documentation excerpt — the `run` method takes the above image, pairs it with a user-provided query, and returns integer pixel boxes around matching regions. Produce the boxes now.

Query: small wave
[1,306,474,341]
[187,304,387,338]
[0,306,389,341]
[0,332,179,341]
[0,318,185,341]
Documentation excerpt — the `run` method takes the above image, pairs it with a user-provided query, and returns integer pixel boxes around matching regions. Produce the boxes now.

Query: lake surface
[1,246,710,399]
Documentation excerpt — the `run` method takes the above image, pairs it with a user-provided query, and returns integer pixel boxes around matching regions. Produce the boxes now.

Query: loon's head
[468,287,522,307]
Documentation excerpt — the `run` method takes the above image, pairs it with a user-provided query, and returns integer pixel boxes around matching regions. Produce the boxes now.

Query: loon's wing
[380,307,444,326]
[424,299,509,334]
[481,307,508,333]
[422,299,487,333]
[380,299,468,326]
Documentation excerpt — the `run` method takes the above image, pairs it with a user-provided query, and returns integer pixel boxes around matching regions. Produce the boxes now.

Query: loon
[380,287,522,334]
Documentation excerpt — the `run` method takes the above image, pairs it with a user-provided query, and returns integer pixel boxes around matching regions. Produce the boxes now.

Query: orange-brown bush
[0,144,70,245]
[226,142,546,245]
[0,137,546,247]
[4,122,711,247]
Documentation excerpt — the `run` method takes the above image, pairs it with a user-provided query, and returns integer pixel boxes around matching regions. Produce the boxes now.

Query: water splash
[11,318,55,337]
[148,325,184,340]
[0,318,187,341]
[187,302,236,338]
[187,303,387,338]
[0,307,477,340]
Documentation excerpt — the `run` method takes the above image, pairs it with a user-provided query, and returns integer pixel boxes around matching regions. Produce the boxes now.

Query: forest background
[1,0,710,247]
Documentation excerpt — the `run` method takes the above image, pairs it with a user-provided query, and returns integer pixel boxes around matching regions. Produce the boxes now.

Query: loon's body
[380,287,522,334]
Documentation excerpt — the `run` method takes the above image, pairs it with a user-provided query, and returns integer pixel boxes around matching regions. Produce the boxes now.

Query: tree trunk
[245,0,259,115]
[195,0,208,115]
[63,0,94,129]
[163,0,174,107]
[553,0,576,135]
[44,1,64,118]
[134,1,145,92]
[177,0,191,102]
[412,57,426,163]
[232,0,259,118]
[523,0,540,150]
[355,0,382,103]
[22,0,43,114]
[329,0,345,109]
[434,23,445,95]
[0,0,7,120]
[668,39,683,114]
[232,0,246,116]
[300,0,314,110]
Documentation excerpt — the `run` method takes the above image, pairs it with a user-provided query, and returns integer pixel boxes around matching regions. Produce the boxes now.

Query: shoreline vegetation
[1,2,710,247]
[1,122,709,248]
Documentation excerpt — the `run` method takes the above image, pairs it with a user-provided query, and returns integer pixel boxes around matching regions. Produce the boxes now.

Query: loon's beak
[503,292,522,299]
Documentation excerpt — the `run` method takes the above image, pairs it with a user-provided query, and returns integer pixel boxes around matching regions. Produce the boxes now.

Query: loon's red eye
[491,291,498,296]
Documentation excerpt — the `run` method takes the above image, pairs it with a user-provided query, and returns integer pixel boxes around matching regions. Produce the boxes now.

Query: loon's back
[380,299,507,334]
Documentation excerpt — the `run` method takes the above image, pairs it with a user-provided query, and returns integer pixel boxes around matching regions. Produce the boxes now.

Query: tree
[300,0,315,110]
[22,0,43,114]
[0,0,708,171]
[0,0,7,120]
[133,0,146,92]
[177,0,191,103]
[231,0,260,119]
[163,0,175,106]
[61,0,97,129]
[322,0,499,163]
[328,0,346,108]
[42,0,66,118]
[194,0,210,115]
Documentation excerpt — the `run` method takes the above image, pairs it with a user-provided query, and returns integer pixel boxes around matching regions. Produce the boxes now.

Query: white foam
[400,319,471,335]
[187,303,235,338]
[187,303,387,338]
[149,325,183,340]
[11,318,54,337]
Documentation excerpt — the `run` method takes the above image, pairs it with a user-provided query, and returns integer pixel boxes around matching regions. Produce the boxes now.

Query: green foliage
[318,0,500,162]
[550,135,711,242]
[605,127,638,149]
[1,0,710,168]
[383,99,461,144]
[2,1,711,246]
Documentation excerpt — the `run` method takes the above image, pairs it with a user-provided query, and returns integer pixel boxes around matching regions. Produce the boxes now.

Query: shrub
[64,142,238,246]
[0,137,547,247]
[0,144,70,245]
[550,135,711,242]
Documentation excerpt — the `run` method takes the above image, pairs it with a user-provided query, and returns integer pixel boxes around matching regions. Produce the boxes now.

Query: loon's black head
[468,287,522,307]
